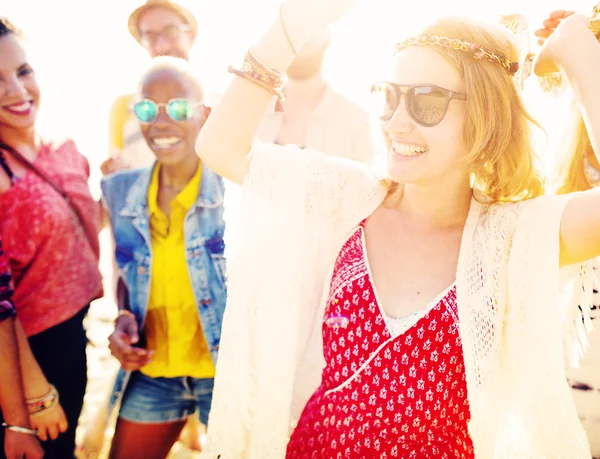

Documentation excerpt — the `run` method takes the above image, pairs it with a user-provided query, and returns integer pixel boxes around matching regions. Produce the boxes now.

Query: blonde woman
[196,1,600,457]
[538,8,600,457]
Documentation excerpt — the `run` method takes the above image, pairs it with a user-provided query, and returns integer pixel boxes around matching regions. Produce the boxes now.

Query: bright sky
[4,0,597,195]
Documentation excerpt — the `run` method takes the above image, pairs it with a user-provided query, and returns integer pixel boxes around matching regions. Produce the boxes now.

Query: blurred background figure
[258,27,377,164]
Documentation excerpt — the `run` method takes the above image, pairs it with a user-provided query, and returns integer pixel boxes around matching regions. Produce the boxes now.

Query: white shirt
[258,84,377,165]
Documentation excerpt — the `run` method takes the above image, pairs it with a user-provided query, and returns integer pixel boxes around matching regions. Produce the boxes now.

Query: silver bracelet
[1,422,38,436]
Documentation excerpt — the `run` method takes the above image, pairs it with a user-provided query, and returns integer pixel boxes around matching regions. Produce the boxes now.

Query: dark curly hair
[0,17,22,38]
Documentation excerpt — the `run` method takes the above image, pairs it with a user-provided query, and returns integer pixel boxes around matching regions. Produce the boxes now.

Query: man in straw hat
[128,0,197,61]
[102,0,199,174]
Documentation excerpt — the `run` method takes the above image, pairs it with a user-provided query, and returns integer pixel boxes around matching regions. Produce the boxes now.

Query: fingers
[108,331,153,370]
[10,436,44,459]
[100,159,116,175]
[543,18,561,29]
[100,157,128,175]
[35,424,48,443]
[27,405,69,446]
[57,408,68,434]
[115,315,140,344]
[120,350,153,371]
[534,10,578,44]
[549,9,576,20]
[534,28,552,39]
[123,320,140,345]
[46,423,59,441]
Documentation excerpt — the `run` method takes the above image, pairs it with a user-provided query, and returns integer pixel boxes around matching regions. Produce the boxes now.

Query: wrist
[2,412,31,429]
[553,21,597,73]
[23,380,51,401]
[115,310,135,323]
[26,384,58,416]
[2,422,38,437]
[279,1,323,55]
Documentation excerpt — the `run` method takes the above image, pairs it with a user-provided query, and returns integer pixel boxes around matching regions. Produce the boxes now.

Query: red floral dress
[286,222,474,459]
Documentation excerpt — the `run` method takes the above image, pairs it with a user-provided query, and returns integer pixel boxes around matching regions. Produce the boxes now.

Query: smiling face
[0,32,40,138]
[138,66,208,166]
[381,46,468,186]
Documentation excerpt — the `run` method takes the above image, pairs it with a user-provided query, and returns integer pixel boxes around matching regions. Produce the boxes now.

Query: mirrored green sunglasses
[133,98,204,123]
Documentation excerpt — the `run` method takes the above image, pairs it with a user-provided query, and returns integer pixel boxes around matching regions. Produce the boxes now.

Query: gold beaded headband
[395,35,520,75]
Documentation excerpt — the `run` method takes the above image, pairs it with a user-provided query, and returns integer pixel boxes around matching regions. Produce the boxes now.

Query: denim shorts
[118,372,214,425]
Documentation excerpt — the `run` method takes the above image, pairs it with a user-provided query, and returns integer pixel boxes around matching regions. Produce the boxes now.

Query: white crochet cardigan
[203,141,594,459]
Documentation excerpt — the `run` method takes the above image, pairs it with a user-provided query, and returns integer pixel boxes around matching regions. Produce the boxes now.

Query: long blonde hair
[554,102,591,194]
[389,17,545,203]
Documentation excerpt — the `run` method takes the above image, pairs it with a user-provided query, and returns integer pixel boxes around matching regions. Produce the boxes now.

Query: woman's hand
[280,0,357,54]
[4,429,44,459]
[28,401,68,442]
[534,11,590,76]
[534,10,575,46]
[108,314,153,371]
[100,155,128,176]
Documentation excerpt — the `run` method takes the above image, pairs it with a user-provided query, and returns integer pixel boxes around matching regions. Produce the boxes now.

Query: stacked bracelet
[27,384,59,417]
[1,423,38,436]
[228,48,287,112]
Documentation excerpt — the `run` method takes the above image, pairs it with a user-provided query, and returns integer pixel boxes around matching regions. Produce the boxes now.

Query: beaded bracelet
[27,384,59,416]
[228,48,287,112]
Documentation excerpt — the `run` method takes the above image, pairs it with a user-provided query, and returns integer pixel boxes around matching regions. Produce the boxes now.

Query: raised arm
[195,0,356,184]
[535,14,600,265]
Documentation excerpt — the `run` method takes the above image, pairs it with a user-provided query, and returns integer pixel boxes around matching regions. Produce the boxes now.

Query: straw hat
[128,0,198,44]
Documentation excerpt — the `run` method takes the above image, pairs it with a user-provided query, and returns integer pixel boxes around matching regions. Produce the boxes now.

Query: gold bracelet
[245,48,285,87]
[228,67,286,112]
[228,48,287,112]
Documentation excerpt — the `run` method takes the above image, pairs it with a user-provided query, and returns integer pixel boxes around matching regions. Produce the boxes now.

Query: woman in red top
[0,17,103,459]
[286,221,471,458]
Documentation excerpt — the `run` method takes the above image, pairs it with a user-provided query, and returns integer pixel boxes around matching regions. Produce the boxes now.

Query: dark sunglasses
[370,82,466,127]
[133,98,204,124]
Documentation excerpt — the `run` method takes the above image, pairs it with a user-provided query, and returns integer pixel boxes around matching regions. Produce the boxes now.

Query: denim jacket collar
[120,161,224,218]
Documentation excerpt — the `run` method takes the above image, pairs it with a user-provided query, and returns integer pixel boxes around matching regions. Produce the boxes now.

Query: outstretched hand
[286,0,357,28]
[280,0,357,54]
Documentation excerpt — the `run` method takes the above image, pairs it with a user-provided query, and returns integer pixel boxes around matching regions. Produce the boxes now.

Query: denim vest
[101,162,226,410]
